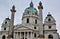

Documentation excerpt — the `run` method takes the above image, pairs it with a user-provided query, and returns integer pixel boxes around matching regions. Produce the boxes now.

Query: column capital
[38,1,43,9]
[10,5,16,12]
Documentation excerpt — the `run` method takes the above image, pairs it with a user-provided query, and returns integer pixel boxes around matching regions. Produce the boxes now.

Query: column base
[38,35,44,38]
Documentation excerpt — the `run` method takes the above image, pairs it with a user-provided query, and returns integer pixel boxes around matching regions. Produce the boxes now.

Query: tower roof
[44,12,56,23]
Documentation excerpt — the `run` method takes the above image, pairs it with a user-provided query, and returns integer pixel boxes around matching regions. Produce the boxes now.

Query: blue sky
[0,0,60,35]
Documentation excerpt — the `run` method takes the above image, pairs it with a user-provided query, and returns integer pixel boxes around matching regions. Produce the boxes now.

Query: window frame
[34,33,36,38]
[49,26,51,29]
[35,19,37,24]
[48,18,51,21]
[48,34,53,39]
[34,27,36,29]
[4,27,6,30]
[27,18,29,23]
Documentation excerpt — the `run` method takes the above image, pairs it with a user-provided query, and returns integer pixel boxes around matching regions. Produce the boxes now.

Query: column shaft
[31,32,32,39]
[16,32,18,39]
[24,32,25,39]
[20,32,21,39]
[14,32,15,39]
[27,32,28,39]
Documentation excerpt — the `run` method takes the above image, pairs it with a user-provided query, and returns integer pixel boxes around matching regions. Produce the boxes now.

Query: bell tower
[1,18,10,31]
[44,13,59,39]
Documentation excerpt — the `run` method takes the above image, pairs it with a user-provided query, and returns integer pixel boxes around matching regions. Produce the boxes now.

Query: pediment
[15,26,33,30]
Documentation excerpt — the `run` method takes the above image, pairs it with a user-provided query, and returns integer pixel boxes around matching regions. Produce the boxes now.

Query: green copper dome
[24,1,38,15]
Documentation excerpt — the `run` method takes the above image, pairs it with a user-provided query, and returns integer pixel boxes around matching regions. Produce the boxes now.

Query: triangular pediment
[15,26,33,30]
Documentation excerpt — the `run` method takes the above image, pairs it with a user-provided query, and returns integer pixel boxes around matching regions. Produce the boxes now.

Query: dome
[24,1,38,15]
[25,7,37,14]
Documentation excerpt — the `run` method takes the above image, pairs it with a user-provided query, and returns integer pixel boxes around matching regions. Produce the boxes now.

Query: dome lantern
[30,1,33,7]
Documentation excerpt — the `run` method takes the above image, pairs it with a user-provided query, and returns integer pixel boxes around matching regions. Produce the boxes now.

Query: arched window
[4,27,6,30]
[27,18,29,23]
[34,33,36,38]
[35,19,37,24]
[48,34,53,39]
[2,35,5,39]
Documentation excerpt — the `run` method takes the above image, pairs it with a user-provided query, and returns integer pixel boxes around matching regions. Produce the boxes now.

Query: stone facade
[0,1,59,39]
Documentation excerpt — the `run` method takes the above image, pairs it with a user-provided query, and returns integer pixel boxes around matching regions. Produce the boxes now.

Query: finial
[39,1,42,6]
[8,16,9,18]
[30,0,33,7]
[48,12,50,14]
[38,1,43,9]
[47,12,51,16]
[31,0,32,2]
[10,5,16,12]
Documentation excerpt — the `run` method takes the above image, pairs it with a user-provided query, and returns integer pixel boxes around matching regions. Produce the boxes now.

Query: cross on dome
[30,0,34,7]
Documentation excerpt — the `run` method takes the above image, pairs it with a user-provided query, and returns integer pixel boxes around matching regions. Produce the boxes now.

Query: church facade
[0,1,59,39]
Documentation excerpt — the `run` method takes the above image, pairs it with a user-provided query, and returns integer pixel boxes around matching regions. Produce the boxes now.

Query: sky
[0,0,60,35]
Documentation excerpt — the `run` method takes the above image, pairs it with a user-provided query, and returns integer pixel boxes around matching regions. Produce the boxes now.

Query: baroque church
[0,1,60,39]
